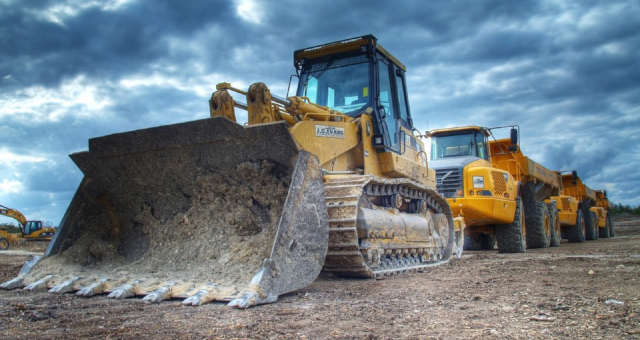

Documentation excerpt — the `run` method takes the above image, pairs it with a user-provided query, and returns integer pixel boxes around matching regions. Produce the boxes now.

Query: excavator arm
[0,204,27,227]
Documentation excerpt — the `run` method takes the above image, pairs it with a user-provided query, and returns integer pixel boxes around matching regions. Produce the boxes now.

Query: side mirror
[510,128,518,145]
[572,170,578,179]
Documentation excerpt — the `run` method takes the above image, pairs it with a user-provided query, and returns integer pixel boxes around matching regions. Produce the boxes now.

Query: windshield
[297,54,370,115]
[431,131,487,160]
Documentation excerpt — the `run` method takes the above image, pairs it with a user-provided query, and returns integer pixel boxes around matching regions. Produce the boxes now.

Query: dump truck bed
[561,174,596,203]
[489,139,561,199]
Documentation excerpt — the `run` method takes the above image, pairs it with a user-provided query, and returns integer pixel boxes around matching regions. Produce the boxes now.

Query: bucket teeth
[49,277,81,294]
[76,278,108,297]
[182,284,218,306]
[0,277,24,290]
[108,281,139,299]
[24,275,54,291]
[228,290,277,309]
[142,283,175,303]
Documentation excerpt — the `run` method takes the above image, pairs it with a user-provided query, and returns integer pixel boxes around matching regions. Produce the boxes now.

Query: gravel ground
[0,217,638,339]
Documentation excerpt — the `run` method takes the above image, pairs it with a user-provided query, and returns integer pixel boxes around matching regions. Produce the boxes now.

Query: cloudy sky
[1,0,639,225]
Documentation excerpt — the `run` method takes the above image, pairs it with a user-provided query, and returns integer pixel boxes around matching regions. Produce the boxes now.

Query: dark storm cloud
[0,0,239,90]
[1,0,639,223]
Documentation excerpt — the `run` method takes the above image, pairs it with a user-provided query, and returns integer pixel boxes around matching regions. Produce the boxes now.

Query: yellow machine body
[446,159,518,227]
[428,126,524,252]
[0,205,55,249]
[551,195,579,226]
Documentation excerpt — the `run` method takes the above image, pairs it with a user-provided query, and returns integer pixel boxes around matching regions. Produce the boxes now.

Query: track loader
[1,35,455,308]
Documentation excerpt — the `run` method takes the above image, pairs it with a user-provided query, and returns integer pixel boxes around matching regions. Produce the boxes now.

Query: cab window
[394,67,409,126]
[378,58,398,150]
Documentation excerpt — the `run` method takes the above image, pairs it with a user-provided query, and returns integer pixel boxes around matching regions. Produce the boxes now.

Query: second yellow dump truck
[552,172,598,242]
[429,126,525,253]
[488,128,562,249]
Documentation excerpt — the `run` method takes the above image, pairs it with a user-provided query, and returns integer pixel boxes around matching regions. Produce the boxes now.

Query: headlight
[503,173,508,183]
[472,176,484,189]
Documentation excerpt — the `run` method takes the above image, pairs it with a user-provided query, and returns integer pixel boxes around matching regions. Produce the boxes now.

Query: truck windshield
[431,131,487,160]
[297,54,371,115]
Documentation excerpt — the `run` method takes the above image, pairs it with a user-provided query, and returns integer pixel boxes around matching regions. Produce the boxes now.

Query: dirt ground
[0,217,638,339]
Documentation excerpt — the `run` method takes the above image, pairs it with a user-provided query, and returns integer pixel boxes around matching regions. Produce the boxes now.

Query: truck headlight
[472,176,484,189]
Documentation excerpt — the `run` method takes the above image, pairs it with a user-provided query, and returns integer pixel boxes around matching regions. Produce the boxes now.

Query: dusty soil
[25,160,291,294]
[1,217,638,339]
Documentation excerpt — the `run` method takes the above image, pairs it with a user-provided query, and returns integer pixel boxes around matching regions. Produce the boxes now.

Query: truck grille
[491,171,507,197]
[435,168,463,198]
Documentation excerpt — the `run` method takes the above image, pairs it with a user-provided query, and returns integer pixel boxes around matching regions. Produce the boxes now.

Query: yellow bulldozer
[0,204,56,250]
[1,35,456,308]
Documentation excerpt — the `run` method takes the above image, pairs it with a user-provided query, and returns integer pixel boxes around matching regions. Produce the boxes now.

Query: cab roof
[428,126,490,137]
[293,34,406,71]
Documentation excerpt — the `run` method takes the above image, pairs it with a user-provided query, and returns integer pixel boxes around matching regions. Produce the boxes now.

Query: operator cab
[430,127,490,161]
[23,220,42,235]
[294,35,413,154]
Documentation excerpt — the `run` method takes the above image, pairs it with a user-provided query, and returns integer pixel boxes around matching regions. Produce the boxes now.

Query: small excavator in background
[0,204,56,250]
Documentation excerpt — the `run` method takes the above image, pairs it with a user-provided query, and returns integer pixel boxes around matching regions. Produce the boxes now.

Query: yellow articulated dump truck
[488,127,562,249]
[1,35,455,308]
[590,190,614,238]
[428,126,525,253]
[550,172,597,242]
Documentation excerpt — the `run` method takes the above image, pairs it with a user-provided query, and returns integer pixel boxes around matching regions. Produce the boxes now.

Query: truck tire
[585,210,598,240]
[607,214,615,237]
[496,197,526,253]
[548,201,561,247]
[0,237,8,250]
[526,202,551,248]
[599,214,610,238]
[582,204,596,240]
[567,209,586,242]
[464,234,496,250]
[464,235,483,250]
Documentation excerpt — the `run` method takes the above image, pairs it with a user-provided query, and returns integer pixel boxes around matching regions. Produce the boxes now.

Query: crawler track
[322,175,455,279]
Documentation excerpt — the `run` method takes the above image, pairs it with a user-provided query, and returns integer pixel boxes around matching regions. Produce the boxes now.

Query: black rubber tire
[585,210,598,241]
[548,201,561,247]
[607,214,615,237]
[525,202,551,249]
[0,237,8,250]
[496,197,526,253]
[599,213,610,238]
[567,209,586,242]
[464,235,483,250]
[464,234,496,250]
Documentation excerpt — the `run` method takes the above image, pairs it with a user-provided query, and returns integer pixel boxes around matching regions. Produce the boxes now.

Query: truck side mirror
[572,170,578,179]
[510,128,518,145]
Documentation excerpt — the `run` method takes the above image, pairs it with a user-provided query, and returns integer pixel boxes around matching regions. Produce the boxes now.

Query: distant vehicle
[0,204,56,250]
